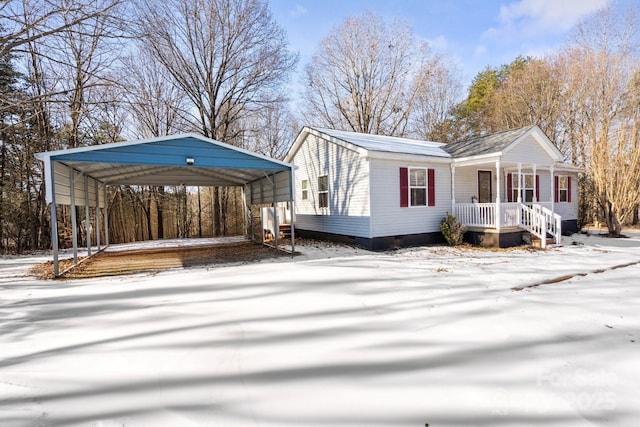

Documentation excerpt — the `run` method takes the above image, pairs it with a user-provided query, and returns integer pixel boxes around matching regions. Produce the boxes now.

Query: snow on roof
[312,127,451,158]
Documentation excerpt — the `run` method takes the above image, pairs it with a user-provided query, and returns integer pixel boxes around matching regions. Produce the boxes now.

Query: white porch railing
[455,202,562,247]
[455,202,496,227]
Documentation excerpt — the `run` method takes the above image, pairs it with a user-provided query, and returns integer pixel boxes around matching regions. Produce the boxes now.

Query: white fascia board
[553,163,583,173]
[364,150,451,164]
[451,153,502,167]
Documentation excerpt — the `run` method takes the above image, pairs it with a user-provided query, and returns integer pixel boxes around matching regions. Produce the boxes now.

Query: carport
[35,133,295,277]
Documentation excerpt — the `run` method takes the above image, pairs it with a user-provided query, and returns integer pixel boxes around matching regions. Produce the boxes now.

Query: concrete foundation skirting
[295,229,444,251]
[464,228,524,248]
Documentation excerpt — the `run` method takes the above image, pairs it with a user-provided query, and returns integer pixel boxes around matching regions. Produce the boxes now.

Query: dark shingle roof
[443,126,535,158]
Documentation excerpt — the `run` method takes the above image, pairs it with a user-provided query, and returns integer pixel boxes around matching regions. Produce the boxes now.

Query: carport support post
[95,179,101,251]
[241,185,248,239]
[104,184,109,247]
[289,168,295,255]
[84,175,92,256]
[69,167,78,264]
[50,160,59,277]
[272,173,279,248]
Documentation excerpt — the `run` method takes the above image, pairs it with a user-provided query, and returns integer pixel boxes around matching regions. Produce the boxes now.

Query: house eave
[364,150,451,163]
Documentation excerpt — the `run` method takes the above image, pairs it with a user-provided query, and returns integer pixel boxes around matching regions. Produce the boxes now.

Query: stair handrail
[519,203,548,248]
[539,205,562,245]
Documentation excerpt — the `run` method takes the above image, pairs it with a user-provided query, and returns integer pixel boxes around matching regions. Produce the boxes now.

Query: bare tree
[242,95,297,159]
[412,55,462,142]
[134,0,297,142]
[121,45,188,139]
[303,12,429,136]
[0,0,121,57]
[563,4,640,235]
[134,0,297,236]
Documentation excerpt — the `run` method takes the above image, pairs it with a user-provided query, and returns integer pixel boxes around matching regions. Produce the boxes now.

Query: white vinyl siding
[295,214,371,238]
[291,133,371,237]
[503,134,556,165]
[369,159,450,237]
[553,173,579,220]
[291,133,370,216]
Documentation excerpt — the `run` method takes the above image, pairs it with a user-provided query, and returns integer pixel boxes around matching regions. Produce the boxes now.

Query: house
[284,125,581,250]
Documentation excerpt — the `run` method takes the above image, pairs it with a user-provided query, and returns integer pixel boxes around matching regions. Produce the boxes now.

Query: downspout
[450,164,456,215]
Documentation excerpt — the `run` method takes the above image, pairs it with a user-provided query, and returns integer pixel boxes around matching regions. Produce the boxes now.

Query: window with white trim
[318,175,328,208]
[512,173,534,203]
[409,168,427,206]
[558,175,568,202]
[301,179,308,200]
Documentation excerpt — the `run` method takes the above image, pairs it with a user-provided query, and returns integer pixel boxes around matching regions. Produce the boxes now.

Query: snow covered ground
[1,232,639,426]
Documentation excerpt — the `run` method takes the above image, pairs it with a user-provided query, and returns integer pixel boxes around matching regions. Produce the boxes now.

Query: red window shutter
[507,173,513,202]
[567,176,572,203]
[399,167,408,207]
[554,176,559,203]
[427,168,436,207]
[535,175,540,202]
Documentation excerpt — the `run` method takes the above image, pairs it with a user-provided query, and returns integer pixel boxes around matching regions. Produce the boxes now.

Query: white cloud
[290,4,308,18]
[426,35,449,51]
[474,44,487,56]
[497,0,609,36]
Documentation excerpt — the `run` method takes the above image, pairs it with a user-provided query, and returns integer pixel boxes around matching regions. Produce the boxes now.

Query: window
[410,168,427,206]
[400,167,435,207]
[318,175,328,208]
[511,173,534,203]
[557,176,569,202]
[301,179,308,200]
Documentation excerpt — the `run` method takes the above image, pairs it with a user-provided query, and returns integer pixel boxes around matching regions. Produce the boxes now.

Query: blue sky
[270,0,617,90]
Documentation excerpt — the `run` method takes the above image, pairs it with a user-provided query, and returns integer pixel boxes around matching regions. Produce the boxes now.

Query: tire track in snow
[512,259,640,291]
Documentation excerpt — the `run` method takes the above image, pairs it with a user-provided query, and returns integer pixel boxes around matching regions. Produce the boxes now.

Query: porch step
[279,224,291,239]
[522,232,554,248]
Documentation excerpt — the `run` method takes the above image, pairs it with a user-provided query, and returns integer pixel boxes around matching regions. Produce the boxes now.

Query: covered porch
[451,160,574,248]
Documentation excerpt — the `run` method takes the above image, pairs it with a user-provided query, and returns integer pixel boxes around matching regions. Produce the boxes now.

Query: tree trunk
[197,186,202,238]
[214,187,221,236]
[155,186,164,239]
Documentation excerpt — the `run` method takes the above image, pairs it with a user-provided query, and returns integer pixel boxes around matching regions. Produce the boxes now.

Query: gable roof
[285,127,451,162]
[443,126,535,157]
[36,133,294,205]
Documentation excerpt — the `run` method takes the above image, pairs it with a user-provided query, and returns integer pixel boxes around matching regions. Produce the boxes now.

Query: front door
[478,170,492,203]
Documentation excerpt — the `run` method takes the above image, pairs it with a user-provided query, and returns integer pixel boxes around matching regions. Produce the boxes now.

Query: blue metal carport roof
[36,133,293,197]
[35,133,295,277]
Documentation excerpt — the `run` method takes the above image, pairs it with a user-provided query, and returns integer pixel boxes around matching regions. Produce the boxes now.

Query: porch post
[517,162,522,203]
[450,164,456,215]
[533,164,537,202]
[550,165,555,214]
[495,160,501,231]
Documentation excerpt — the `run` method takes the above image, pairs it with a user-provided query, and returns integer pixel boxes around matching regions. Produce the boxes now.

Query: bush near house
[440,213,466,246]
